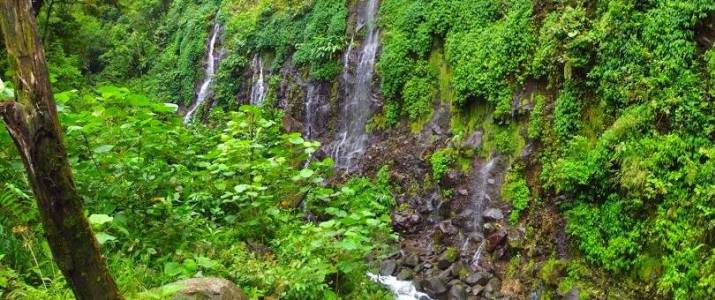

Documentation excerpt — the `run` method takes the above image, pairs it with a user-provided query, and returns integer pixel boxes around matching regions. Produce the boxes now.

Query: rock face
[171,278,247,300]
[482,208,504,222]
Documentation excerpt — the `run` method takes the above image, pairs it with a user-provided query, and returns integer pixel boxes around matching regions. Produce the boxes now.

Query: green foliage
[531,6,593,79]
[502,169,530,223]
[379,0,535,122]
[430,147,455,180]
[446,0,535,119]
[527,95,545,140]
[553,81,582,141]
[0,87,394,299]
[402,62,437,120]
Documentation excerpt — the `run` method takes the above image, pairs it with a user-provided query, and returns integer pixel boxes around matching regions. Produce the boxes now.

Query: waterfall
[249,54,267,105]
[471,157,498,231]
[303,83,324,139]
[184,23,223,124]
[367,273,432,300]
[330,0,380,170]
[471,240,487,269]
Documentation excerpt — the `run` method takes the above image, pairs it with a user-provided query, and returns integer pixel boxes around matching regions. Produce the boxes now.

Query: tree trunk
[0,1,122,299]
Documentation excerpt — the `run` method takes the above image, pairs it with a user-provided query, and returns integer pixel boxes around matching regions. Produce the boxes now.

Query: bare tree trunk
[0,1,122,299]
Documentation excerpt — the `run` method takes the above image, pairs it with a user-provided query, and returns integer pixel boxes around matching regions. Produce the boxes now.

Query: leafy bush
[0,87,394,299]
[502,170,530,223]
[430,147,455,180]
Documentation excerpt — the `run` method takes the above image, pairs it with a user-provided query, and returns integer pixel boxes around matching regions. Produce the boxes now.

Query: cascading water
[249,54,267,105]
[471,157,498,231]
[471,240,487,269]
[331,0,380,170]
[303,83,330,139]
[368,273,432,300]
[465,156,502,270]
[184,23,223,124]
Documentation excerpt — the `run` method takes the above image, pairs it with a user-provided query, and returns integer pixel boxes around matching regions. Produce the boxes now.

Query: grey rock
[438,221,458,235]
[469,232,485,242]
[482,208,504,222]
[457,189,469,196]
[404,254,420,267]
[449,284,468,300]
[453,209,475,228]
[470,285,484,296]
[380,259,397,276]
[485,277,501,294]
[425,276,448,295]
[464,272,491,286]
[437,250,458,270]
[397,268,415,280]
[440,268,455,282]
[170,277,247,300]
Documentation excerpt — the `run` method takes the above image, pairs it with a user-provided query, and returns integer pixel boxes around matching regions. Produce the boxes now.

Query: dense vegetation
[2,0,715,299]
[378,0,715,298]
[1,86,394,298]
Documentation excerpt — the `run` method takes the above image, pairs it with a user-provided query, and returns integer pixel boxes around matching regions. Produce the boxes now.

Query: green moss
[538,258,567,285]
[481,117,525,158]
[444,247,459,262]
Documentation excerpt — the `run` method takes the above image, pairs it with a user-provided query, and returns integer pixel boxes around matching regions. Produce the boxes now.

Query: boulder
[380,259,397,276]
[170,278,246,300]
[437,221,458,235]
[486,229,508,252]
[453,209,475,228]
[450,261,470,279]
[470,284,484,296]
[482,208,504,222]
[437,248,459,269]
[484,278,501,294]
[424,276,448,295]
[403,254,420,267]
[449,284,468,300]
[397,268,415,280]
[464,272,491,286]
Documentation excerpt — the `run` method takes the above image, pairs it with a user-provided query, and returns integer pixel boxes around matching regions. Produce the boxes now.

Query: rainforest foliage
[1,86,394,299]
[1,0,715,299]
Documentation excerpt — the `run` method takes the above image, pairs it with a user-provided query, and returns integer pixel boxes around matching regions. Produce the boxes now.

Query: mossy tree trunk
[0,1,122,299]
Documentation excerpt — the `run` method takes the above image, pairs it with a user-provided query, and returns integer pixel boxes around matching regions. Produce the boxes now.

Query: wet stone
[404,254,420,267]
[465,272,491,286]
[482,208,504,222]
[487,229,508,252]
[470,285,484,296]
[425,276,448,295]
[439,268,455,282]
[485,277,501,294]
[438,221,458,235]
[380,259,397,276]
[397,268,415,280]
[449,284,468,300]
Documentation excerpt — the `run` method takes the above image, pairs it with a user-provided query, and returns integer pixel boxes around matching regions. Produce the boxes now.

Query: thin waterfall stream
[330,0,380,170]
[249,54,267,105]
[184,22,223,124]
